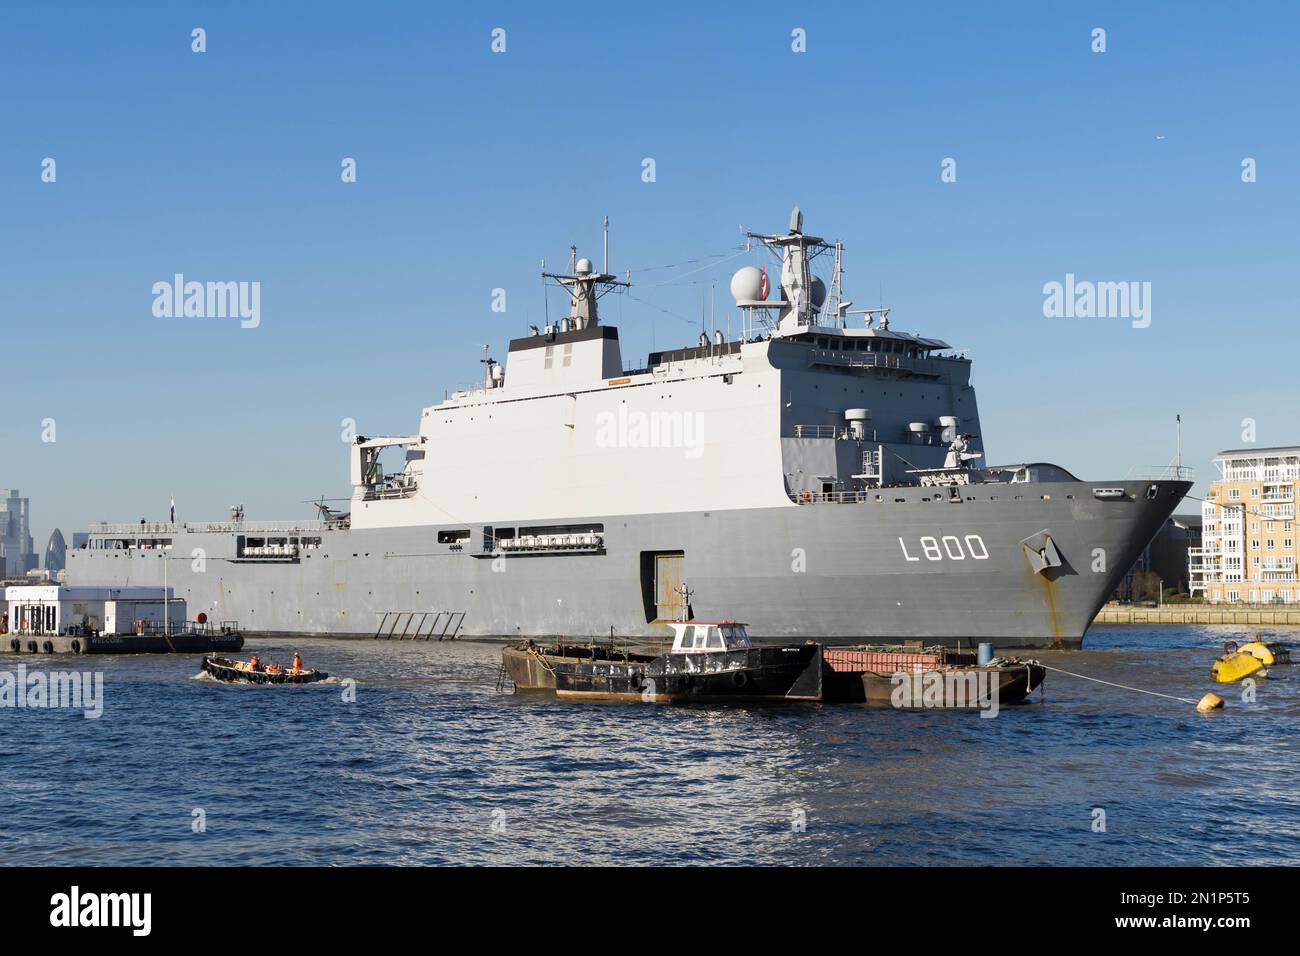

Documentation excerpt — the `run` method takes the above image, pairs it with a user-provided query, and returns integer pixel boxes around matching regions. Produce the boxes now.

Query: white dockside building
[2,585,184,636]
[1190,447,1300,603]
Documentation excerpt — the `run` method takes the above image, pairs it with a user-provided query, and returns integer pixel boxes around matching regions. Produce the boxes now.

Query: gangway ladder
[372,610,467,641]
[495,658,515,693]
[434,611,466,641]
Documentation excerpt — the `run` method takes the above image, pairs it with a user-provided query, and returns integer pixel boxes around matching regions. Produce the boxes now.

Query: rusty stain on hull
[1040,573,1064,649]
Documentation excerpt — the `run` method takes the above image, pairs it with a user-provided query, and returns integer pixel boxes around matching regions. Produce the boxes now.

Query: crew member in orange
[248,654,261,671]
[291,652,303,675]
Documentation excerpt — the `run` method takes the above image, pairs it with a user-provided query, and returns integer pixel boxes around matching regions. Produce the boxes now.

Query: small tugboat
[202,652,328,685]
[821,645,1045,707]
[1212,641,1268,683]
[628,621,822,703]
[503,622,824,703]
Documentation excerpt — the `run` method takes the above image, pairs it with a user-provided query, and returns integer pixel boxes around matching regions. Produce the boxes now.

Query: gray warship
[66,209,1189,647]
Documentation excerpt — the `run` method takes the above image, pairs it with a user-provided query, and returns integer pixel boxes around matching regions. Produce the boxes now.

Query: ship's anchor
[1021,530,1063,576]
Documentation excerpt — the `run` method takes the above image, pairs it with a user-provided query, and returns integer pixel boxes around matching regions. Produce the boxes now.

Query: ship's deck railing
[792,424,847,439]
[791,424,934,444]
[90,520,329,535]
[1124,465,1195,481]
[807,349,925,374]
[792,489,959,504]
[134,619,241,636]
[89,522,178,535]
[792,490,895,505]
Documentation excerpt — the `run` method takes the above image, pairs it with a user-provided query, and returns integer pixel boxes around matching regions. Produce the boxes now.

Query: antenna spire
[540,219,630,330]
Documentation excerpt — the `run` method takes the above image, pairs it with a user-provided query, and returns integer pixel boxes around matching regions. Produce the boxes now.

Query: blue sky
[2,1,1297,550]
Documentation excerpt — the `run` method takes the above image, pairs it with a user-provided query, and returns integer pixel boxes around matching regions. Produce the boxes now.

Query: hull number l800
[899,535,989,561]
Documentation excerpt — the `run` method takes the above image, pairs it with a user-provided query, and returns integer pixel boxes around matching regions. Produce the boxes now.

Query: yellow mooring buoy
[1211,639,1267,683]
[1237,641,1280,666]
[1196,692,1224,713]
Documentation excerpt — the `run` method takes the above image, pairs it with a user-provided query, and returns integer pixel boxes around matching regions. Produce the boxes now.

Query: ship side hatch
[640,551,686,622]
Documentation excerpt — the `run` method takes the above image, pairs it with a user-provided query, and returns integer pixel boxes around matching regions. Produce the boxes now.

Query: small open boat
[202,655,329,685]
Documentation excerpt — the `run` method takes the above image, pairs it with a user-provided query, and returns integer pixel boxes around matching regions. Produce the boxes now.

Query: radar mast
[740,206,835,336]
[541,216,630,330]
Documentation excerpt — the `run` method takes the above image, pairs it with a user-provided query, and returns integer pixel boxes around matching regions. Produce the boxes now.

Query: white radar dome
[730,265,763,303]
[809,276,827,308]
[576,257,593,274]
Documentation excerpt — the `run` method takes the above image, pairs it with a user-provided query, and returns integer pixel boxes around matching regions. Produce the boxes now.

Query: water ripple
[1,625,1297,865]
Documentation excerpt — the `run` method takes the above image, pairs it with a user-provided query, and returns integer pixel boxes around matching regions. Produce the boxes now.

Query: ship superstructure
[67,210,1190,647]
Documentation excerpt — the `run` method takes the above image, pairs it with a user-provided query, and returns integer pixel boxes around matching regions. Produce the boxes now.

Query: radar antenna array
[540,216,630,331]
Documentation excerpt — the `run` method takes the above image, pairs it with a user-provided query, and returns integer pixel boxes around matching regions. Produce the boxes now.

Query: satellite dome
[809,276,827,308]
[576,257,594,274]
[730,265,763,302]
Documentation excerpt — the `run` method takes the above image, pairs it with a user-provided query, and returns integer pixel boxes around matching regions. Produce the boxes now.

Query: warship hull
[65,478,1186,649]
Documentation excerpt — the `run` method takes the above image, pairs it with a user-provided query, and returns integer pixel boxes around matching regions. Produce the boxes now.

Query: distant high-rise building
[0,489,38,577]
[1190,447,1298,603]
[1116,514,1202,601]
[45,528,67,573]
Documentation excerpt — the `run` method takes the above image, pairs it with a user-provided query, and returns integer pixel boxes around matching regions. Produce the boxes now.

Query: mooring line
[1038,663,1198,704]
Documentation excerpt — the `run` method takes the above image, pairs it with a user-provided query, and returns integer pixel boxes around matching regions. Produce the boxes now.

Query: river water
[2,624,1297,865]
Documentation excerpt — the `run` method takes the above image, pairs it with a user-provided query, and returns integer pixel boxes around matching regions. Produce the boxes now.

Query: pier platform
[1094,604,1300,626]
[3,623,243,655]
